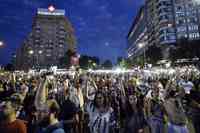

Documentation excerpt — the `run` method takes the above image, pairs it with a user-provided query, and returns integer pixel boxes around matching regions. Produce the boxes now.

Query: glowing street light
[138,42,145,48]
[0,41,4,47]
[138,42,146,67]
[115,67,122,73]
[38,50,43,54]
[92,62,96,66]
[28,50,34,55]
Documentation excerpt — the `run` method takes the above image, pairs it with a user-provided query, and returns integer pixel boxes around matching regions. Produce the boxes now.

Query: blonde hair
[47,100,60,117]
[2,101,16,121]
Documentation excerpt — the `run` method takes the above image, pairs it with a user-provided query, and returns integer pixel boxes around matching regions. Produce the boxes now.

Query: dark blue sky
[0,0,144,65]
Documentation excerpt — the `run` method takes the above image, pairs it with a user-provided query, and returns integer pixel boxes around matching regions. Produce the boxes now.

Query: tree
[79,55,100,69]
[145,45,162,64]
[59,49,75,68]
[117,57,123,65]
[101,60,113,69]
[79,55,89,69]
[4,63,14,71]
[169,38,200,62]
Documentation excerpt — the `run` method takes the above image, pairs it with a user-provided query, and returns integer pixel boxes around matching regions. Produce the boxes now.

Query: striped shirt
[86,102,116,133]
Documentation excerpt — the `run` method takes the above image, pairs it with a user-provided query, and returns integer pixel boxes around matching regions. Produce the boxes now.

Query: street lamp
[38,50,43,54]
[28,50,34,55]
[28,50,34,68]
[0,41,4,47]
[138,42,146,67]
[37,50,43,68]
[88,60,92,69]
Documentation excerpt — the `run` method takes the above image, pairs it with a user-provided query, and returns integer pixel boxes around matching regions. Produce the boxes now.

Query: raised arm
[34,77,48,111]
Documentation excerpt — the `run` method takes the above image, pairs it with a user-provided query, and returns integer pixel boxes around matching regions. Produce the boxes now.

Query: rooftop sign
[37,6,65,16]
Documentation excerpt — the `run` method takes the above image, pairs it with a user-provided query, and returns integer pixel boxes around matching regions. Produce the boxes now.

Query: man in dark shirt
[59,81,79,133]
[188,86,200,133]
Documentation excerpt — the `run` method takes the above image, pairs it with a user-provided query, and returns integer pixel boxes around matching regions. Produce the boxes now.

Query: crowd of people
[0,66,199,133]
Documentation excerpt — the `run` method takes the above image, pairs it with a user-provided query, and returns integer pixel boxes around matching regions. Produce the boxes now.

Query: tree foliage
[79,55,100,69]
[169,38,200,61]
[101,60,113,69]
[145,45,163,64]
[59,49,75,68]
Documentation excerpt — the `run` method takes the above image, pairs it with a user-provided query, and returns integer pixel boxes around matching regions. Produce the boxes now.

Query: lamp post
[138,42,146,67]
[37,50,43,69]
[88,60,92,69]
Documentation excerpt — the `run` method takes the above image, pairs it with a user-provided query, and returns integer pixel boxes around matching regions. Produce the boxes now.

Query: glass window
[176,12,185,17]
[177,33,187,39]
[189,33,200,39]
[176,19,185,25]
[168,35,176,40]
[188,25,198,31]
[177,26,186,32]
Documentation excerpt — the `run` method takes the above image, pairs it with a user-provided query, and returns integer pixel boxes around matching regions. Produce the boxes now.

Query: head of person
[128,94,137,106]
[128,80,134,88]
[126,94,141,115]
[39,100,60,126]
[47,100,60,123]
[98,79,106,89]
[10,93,23,109]
[1,101,16,122]
[94,91,108,109]
[151,81,161,98]
[75,79,81,89]
[166,82,180,99]
[20,83,29,96]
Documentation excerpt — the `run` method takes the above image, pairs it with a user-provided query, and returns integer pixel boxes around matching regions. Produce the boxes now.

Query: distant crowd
[0,66,199,133]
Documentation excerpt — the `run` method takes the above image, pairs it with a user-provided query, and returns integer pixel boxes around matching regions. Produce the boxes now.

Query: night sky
[0,0,144,65]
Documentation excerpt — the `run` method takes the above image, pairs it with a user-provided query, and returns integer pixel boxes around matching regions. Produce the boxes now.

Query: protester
[0,101,27,133]
[123,93,146,133]
[146,81,165,133]
[41,100,65,133]
[0,65,199,133]
[59,80,79,133]
[86,91,116,133]
[187,82,200,133]
[164,83,189,133]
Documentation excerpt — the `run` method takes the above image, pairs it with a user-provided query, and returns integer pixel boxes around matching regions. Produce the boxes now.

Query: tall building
[128,0,200,59]
[127,6,147,59]
[16,6,76,70]
[174,0,200,40]
[146,0,176,46]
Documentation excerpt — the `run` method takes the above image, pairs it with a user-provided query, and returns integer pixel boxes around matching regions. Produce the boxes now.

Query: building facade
[128,0,200,59]
[127,6,148,59]
[16,6,76,70]
[174,0,200,40]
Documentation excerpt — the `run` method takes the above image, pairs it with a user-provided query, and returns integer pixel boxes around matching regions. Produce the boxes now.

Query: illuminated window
[188,25,198,31]
[177,26,186,32]
[189,33,200,39]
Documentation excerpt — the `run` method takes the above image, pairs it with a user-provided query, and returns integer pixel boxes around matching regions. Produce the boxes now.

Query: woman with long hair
[124,92,146,133]
[86,91,116,133]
